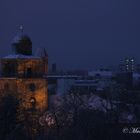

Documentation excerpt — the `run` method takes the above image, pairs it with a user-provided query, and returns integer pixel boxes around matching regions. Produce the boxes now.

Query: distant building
[0,32,48,112]
[47,70,114,95]
[115,72,133,89]
[119,58,135,72]
[88,70,113,80]
[47,75,79,95]
[52,63,57,73]
[136,64,140,73]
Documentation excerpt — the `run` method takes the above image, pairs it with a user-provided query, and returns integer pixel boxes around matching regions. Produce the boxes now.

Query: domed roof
[12,34,32,55]
[12,34,32,44]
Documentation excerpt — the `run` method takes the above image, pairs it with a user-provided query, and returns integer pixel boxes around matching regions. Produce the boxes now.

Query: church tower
[0,29,48,113]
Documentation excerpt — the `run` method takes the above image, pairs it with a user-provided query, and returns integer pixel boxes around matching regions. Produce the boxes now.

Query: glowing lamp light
[39,111,56,127]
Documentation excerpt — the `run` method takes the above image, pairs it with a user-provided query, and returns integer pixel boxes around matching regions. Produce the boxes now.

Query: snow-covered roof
[13,35,22,43]
[46,75,80,79]
[12,35,31,44]
[3,54,41,59]
[88,70,113,77]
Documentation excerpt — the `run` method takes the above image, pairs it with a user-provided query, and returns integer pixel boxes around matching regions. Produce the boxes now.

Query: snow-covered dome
[12,34,32,55]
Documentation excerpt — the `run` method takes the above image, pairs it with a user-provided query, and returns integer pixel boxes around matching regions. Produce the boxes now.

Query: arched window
[29,97,36,108]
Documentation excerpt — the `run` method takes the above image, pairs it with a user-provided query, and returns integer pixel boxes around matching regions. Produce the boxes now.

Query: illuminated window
[30,97,36,107]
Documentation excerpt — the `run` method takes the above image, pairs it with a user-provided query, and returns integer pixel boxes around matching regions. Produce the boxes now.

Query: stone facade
[0,34,48,113]
[0,78,48,112]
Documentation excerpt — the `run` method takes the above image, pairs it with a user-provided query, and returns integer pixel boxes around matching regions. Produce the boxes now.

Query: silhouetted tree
[0,94,19,140]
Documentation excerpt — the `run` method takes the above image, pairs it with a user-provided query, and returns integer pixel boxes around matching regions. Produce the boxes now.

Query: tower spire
[19,25,24,34]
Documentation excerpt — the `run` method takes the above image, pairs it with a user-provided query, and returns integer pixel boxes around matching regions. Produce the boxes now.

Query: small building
[47,75,79,95]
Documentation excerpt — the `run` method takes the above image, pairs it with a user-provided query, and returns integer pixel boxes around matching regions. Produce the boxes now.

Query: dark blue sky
[0,0,140,70]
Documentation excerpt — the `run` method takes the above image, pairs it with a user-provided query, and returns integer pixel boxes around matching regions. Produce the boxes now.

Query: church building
[0,30,48,113]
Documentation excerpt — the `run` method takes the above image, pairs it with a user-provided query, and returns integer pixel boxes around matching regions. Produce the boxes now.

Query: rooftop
[3,54,41,59]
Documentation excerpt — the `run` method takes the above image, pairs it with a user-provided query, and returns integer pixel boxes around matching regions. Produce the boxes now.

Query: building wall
[1,59,46,77]
[0,78,48,112]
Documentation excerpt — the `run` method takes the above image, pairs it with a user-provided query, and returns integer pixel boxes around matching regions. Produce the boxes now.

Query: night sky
[0,0,140,70]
